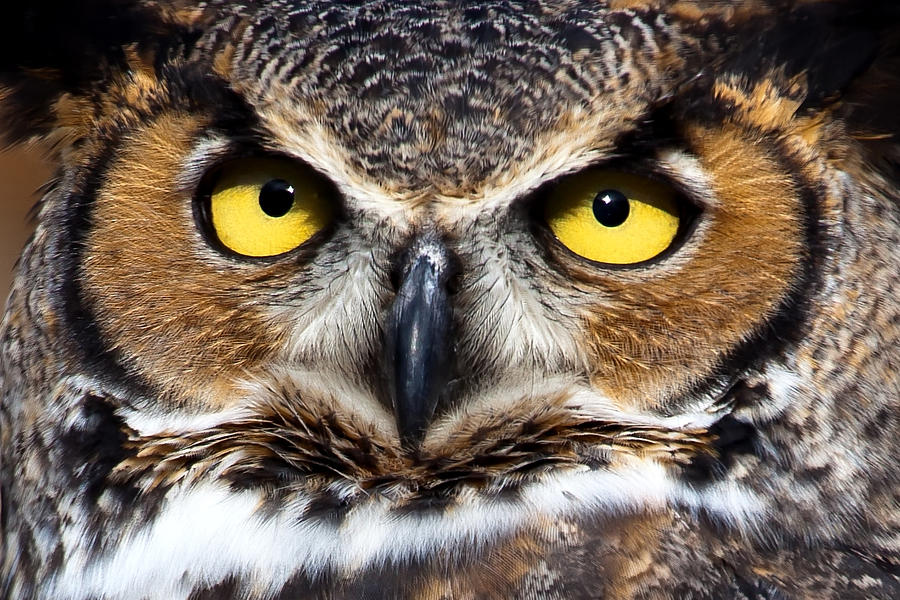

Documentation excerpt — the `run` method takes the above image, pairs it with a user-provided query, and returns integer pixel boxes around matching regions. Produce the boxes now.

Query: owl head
[2,0,898,596]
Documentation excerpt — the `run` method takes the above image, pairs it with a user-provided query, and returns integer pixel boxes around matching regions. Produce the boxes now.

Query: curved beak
[385,236,455,448]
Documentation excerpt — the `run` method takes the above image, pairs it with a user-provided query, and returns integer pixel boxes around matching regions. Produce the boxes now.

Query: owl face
[2,1,898,598]
[78,1,802,428]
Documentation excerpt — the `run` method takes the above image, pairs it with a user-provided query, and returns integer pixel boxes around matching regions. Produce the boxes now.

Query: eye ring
[540,168,695,268]
[195,156,338,259]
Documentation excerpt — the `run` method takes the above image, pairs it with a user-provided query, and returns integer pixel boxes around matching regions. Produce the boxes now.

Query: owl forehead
[211,0,683,193]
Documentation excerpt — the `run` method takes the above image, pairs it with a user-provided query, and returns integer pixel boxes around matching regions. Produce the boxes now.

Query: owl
[1,0,898,598]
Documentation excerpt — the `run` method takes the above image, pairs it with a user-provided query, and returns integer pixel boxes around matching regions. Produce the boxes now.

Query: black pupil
[592,189,630,227]
[258,179,295,218]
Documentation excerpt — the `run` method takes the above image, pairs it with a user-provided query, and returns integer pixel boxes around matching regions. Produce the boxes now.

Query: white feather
[49,459,764,599]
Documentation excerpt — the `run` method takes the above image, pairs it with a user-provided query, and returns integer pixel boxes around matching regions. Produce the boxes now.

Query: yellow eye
[544,169,681,265]
[207,157,334,257]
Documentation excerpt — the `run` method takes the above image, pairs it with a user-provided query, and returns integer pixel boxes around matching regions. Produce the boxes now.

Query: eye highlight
[543,169,681,265]
[205,157,334,257]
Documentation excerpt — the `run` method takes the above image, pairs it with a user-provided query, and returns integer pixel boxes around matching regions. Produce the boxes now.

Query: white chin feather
[51,459,764,600]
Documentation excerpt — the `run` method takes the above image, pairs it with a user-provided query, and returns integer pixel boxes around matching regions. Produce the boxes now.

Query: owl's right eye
[202,157,334,257]
[542,168,684,265]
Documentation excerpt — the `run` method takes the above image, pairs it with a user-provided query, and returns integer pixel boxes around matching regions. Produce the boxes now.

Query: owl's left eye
[543,169,683,265]
[202,157,334,257]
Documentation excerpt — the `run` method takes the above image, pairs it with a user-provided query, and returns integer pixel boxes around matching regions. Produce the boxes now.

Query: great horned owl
[1,1,898,598]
